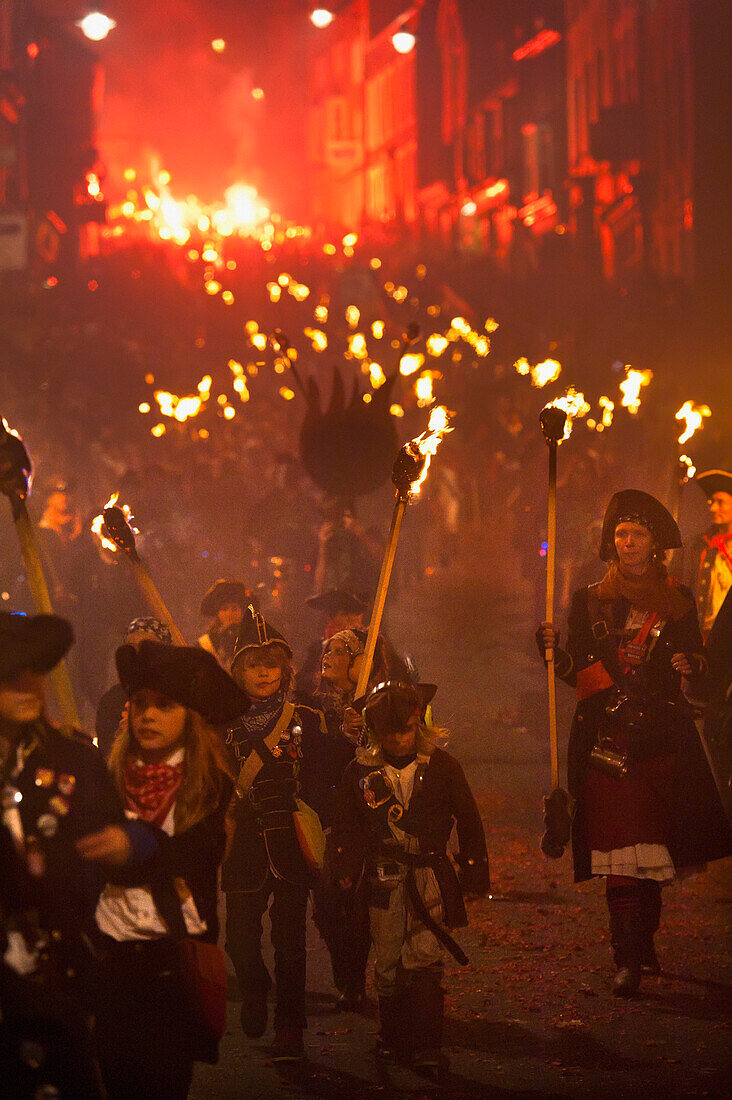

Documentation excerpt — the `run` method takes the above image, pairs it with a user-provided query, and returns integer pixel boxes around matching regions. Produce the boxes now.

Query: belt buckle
[591,620,609,641]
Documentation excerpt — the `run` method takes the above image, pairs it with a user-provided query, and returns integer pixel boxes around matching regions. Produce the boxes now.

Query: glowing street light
[310,8,335,28]
[392,29,416,54]
[76,12,116,41]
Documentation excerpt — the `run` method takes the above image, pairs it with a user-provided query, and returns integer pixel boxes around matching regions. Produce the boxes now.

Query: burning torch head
[539,405,568,446]
[102,502,138,557]
[391,441,426,499]
[0,419,33,506]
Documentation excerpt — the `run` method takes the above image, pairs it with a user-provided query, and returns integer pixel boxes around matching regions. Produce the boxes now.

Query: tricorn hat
[694,469,732,499]
[116,641,248,725]
[231,606,293,669]
[0,612,74,682]
[200,580,256,618]
[353,679,437,740]
[599,489,682,561]
[305,589,366,616]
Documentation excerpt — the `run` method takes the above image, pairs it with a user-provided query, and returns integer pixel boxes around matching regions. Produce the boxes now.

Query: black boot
[638,880,662,974]
[240,972,272,1038]
[607,884,643,997]
[376,995,405,1065]
[404,970,447,1080]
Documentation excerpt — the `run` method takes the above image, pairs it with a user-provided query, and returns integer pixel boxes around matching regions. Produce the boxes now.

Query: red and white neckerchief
[123,750,184,828]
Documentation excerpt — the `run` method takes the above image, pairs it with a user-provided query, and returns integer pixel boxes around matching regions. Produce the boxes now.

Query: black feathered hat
[116,641,248,725]
[0,613,74,681]
[305,589,366,616]
[694,469,732,499]
[231,606,293,669]
[599,489,682,561]
[353,679,437,740]
[200,580,256,618]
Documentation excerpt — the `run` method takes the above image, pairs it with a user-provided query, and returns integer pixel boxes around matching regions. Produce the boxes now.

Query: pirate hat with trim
[353,678,438,740]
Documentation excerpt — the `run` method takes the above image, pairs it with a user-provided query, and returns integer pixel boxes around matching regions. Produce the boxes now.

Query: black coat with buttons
[556,586,732,882]
[329,747,489,928]
[1,718,124,984]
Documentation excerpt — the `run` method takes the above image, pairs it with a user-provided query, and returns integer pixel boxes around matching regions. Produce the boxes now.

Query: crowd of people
[1,239,730,1096]
[1,460,730,1095]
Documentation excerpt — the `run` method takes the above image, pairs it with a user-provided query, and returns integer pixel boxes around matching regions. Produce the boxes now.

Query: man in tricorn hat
[328,679,489,1080]
[198,579,257,670]
[539,489,731,997]
[688,470,732,638]
[0,612,126,1097]
[222,606,331,1062]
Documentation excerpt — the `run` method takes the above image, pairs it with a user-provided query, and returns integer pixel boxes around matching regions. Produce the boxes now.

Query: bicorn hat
[0,612,74,682]
[231,606,293,670]
[200,579,256,618]
[599,489,682,561]
[305,589,366,616]
[694,469,732,499]
[116,641,248,725]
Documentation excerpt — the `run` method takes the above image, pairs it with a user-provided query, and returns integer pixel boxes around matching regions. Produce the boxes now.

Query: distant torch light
[310,8,335,29]
[211,38,226,52]
[392,30,416,54]
[77,12,117,41]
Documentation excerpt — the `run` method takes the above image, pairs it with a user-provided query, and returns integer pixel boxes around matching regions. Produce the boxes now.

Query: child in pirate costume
[223,606,331,1062]
[328,679,489,1079]
[539,490,732,997]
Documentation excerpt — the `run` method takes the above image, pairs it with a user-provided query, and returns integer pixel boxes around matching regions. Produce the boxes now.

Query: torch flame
[679,454,696,480]
[544,388,588,441]
[675,400,711,445]
[410,405,454,495]
[619,366,653,414]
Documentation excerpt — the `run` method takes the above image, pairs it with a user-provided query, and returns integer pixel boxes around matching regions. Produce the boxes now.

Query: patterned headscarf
[125,617,173,645]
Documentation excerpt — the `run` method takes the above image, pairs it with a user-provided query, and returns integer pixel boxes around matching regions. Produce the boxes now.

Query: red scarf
[702,532,732,570]
[123,756,184,827]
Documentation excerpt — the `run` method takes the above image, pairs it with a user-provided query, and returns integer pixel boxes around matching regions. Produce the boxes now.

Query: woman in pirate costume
[328,679,489,1079]
[223,606,331,1062]
[539,490,731,996]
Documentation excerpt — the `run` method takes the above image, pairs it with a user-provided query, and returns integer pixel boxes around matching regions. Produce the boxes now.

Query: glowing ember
[598,395,614,428]
[390,404,405,418]
[514,357,531,376]
[676,400,711,445]
[409,405,454,495]
[399,352,425,376]
[426,334,449,357]
[348,333,368,360]
[679,453,696,479]
[371,320,385,339]
[619,366,653,414]
[415,374,434,407]
[369,363,386,389]
[304,327,328,351]
[531,359,562,388]
[345,305,361,328]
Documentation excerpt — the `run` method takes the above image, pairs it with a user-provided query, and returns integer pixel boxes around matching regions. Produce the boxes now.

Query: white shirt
[95,748,207,941]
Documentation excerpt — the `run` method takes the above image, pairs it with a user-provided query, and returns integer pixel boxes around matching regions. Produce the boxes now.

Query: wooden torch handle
[128,557,186,646]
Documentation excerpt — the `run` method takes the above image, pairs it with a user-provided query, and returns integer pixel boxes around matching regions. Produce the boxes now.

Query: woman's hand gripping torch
[538,401,575,858]
[0,418,80,727]
[91,496,185,645]
[353,406,453,699]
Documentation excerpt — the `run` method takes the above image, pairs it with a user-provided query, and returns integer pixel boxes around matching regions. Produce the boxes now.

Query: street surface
[193,546,731,1099]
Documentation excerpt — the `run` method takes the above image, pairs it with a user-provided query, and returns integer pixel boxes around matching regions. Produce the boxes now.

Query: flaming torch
[91,495,185,645]
[353,406,453,698]
[0,418,79,727]
[670,402,710,563]
[537,396,577,859]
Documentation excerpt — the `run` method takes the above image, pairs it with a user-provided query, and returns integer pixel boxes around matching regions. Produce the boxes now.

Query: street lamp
[310,8,335,28]
[76,12,116,41]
